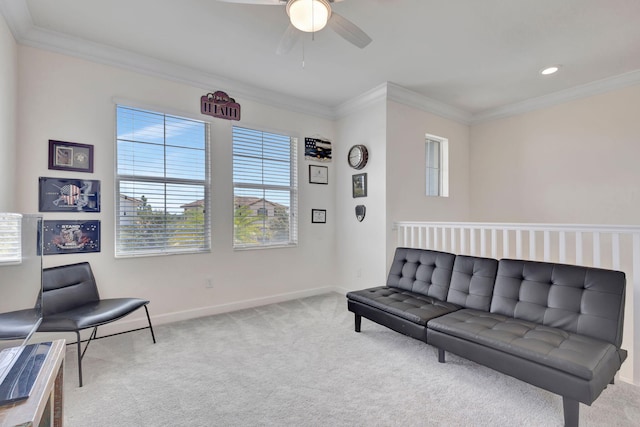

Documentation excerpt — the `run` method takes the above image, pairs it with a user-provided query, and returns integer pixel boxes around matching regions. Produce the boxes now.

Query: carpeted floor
[62,293,640,426]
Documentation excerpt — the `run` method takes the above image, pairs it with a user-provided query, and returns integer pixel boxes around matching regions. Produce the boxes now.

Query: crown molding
[3,0,640,126]
[335,82,474,125]
[0,0,32,37]
[471,70,640,124]
[0,0,473,124]
[333,82,388,118]
[386,83,473,124]
[1,1,334,121]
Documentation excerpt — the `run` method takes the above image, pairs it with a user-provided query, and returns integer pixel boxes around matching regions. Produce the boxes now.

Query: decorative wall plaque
[42,220,101,255]
[200,91,241,121]
[304,137,332,162]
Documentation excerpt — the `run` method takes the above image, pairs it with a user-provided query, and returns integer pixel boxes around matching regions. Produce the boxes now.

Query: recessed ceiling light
[540,66,560,75]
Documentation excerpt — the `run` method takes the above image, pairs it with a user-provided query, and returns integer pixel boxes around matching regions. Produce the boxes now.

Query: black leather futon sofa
[346,247,627,427]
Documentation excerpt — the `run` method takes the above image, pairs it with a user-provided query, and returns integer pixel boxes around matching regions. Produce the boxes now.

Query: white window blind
[116,105,210,257]
[0,213,22,264]
[232,126,297,249]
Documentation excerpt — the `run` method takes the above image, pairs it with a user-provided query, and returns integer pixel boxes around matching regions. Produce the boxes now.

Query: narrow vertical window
[426,134,449,197]
[0,213,22,264]
[232,126,298,249]
[115,105,210,257]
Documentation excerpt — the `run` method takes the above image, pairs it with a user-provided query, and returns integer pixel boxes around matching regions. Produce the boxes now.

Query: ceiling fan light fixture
[287,0,331,33]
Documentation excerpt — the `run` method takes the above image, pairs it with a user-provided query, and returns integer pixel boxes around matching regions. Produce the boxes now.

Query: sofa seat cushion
[347,286,460,326]
[428,309,621,380]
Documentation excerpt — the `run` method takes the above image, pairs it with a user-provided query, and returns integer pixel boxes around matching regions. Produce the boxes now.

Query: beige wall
[386,100,471,260]
[16,46,337,336]
[469,86,640,384]
[335,100,388,291]
[387,100,472,222]
[470,85,640,224]
[0,12,16,211]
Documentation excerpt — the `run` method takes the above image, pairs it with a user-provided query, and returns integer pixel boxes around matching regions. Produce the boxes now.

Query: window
[0,213,22,264]
[425,134,449,197]
[232,126,297,249]
[115,105,210,257]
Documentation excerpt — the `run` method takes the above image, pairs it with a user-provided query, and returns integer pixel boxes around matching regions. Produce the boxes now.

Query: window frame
[232,125,298,250]
[425,133,449,198]
[115,104,212,258]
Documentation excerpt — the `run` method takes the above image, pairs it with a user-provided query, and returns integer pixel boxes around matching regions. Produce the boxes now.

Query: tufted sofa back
[387,247,455,301]
[491,259,626,346]
[446,255,498,311]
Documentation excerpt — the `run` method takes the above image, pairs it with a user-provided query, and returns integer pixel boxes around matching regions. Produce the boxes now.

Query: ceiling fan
[217,0,372,54]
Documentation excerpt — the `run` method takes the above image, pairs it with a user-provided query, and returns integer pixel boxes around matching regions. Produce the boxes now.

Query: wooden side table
[0,340,65,427]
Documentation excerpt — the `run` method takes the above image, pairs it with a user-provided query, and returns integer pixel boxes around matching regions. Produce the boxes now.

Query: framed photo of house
[309,165,328,184]
[352,173,367,198]
[39,177,101,212]
[42,220,101,255]
[311,209,326,223]
[48,140,94,173]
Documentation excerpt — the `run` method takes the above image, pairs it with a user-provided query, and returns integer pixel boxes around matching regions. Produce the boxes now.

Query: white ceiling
[3,0,640,122]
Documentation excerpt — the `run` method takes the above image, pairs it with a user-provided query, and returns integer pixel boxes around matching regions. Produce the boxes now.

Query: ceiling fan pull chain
[311,1,316,41]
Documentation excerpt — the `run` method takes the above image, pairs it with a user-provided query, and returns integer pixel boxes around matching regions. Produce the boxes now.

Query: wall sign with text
[42,220,101,255]
[201,91,241,121]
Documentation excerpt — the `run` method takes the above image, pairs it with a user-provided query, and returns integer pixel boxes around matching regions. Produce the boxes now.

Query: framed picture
[48,140,94,173]
[311,209,327,223]
[39,177,100,212]
[309,165,328,184]
[304,137,332,162]
[42,220,101,255]
[352,173,367,198]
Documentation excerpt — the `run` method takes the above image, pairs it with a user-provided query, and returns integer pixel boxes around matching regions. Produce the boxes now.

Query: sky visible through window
[116,108,295,215]
[116,106,207,214]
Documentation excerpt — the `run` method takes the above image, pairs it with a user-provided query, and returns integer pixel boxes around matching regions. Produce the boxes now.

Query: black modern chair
[37,262,155,386]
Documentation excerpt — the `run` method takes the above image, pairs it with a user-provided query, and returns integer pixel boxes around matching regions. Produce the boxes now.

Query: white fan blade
[276,24,301,55]
[216,0,284,5]
[328,12,372,49]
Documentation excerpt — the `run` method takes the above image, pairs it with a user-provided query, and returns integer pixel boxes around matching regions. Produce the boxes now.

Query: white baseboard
[150,286,338,328]
[619,374,637,386]
[33,286,341,342]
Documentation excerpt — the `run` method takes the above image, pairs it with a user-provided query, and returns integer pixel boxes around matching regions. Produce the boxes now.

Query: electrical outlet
[205,278,213,289]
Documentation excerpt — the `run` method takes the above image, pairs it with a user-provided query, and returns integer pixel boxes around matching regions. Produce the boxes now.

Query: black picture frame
[311,209,327,223]
[352,173,367,198]
[304,137,332,162]
[38,177,100,212]
[48,140,94,173]
[42,220,101,255]
[309,165,328,184]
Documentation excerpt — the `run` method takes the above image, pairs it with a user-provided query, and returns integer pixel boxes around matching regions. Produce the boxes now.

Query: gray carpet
[63,293,640,426]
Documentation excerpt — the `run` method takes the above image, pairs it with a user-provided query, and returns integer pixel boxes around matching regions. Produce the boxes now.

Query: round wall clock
[347,144,369,170]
